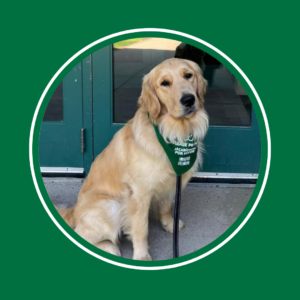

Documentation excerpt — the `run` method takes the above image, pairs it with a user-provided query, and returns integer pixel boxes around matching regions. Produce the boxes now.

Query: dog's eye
[161,80,170,86]
[185,73,193,79]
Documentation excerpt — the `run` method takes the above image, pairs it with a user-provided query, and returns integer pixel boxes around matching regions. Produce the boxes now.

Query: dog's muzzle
[180,94,196,116]
[180,94,195,107]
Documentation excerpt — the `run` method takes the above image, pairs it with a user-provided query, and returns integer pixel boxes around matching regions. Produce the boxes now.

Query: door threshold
[41,167,84,177]
[41,168,258,183]
[191,172,258,184]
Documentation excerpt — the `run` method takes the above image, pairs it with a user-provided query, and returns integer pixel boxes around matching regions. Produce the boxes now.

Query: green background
[2,1,299,299]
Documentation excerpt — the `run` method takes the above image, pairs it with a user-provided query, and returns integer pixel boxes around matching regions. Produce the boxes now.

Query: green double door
[39,42,261,177]
[39,56,93,175]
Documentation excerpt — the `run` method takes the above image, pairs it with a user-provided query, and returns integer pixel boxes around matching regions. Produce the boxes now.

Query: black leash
[147,112,196,259]
[173,175,182,258]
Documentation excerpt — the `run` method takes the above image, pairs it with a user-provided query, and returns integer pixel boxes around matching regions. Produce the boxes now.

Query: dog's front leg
[158,196,185,233]
[128,194,152,261]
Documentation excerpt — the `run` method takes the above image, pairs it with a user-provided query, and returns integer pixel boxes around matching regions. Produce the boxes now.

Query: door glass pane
[43,82,63,121]
[113,38,251,126]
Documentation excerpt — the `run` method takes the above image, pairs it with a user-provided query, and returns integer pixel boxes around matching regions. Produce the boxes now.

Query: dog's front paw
[133,252,152,261]
[162,219,185,233]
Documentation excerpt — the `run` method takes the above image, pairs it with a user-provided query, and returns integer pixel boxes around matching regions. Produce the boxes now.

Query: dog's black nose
[180,94,195,107]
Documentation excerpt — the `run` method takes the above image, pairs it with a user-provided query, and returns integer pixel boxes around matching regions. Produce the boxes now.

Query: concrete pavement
[44,178,254,261]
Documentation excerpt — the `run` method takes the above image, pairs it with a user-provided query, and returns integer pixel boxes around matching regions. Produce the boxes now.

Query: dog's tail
[56,206,76,229]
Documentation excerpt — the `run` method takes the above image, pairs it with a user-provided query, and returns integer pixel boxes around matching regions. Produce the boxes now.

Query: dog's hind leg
[94,241,121,256]
[74,197,121,256]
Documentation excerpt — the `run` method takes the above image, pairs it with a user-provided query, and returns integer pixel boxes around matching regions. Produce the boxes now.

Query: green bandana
[148,113,198,176]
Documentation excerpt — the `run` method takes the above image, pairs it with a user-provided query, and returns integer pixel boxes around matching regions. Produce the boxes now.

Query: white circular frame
[29,28,271,270]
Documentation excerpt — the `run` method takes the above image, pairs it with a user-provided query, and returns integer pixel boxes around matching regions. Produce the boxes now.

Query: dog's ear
[186,60,207,103]
[198,76,207,103]
[138,73,161,119]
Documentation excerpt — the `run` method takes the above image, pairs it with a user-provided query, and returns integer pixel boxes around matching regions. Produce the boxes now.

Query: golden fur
[57,58,209,260]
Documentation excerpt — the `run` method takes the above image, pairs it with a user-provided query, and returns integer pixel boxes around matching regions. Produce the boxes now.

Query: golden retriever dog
[58,58,209,260]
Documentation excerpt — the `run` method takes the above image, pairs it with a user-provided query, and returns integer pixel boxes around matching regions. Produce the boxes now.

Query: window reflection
[113,38,251,126]
[43,82,63,121]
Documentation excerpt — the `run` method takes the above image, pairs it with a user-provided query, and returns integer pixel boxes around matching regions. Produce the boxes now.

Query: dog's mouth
[181,106,196,118]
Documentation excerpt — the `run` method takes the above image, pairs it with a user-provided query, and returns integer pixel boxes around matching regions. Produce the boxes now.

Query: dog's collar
[147,112,198,176]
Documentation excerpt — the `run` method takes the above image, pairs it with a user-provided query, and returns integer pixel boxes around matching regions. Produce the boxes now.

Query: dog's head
[138,58,207,120]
